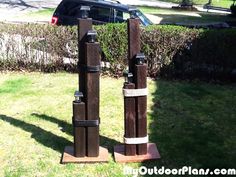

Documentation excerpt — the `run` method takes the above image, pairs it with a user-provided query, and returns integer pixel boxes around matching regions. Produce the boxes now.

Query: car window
[114,10,131,23]
[58,2,81,16]
[130,10,153,26]
[90,6,111,22]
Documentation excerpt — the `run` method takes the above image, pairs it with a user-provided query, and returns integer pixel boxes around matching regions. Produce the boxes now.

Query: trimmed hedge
[0,22,236,81]
[0,24,78,72]
[231,2,236,16]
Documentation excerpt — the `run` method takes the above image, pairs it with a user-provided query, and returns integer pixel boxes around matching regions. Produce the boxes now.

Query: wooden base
[114,143,161,163]
[61,146,109,164]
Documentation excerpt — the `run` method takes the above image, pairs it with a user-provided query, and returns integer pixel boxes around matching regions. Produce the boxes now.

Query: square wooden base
[114,143,161,163]
[61,146,109,164]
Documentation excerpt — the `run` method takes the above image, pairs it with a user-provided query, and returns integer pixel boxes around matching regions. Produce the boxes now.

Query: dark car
[51,0,153,26]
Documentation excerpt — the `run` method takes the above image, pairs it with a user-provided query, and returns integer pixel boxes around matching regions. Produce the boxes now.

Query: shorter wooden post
[85,31,100,157]
[124,75,136,156]
[73,92,86,157]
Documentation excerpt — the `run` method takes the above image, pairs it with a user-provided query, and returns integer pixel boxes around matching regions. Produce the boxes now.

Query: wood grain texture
[61,146,109,164]
[124,82,136,156]
[135,64,148,155]
[85,42,100,157]
[114,143,161,163]
[73,101,86,157]
[78,19,92,102]
[128,18,140,74]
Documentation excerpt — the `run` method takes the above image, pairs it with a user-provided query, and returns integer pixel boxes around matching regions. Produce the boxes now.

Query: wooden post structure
[85,32,100,157]
[114,18,160,163]
[135,54,148,155]
[73,91,86,157]
[123,72,136,156]
[61,6,108,163]
[128,18,141,74]
[78,18,92,97]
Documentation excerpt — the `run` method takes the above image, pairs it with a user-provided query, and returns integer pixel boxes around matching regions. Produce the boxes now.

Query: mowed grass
[210,0,234,8]
[139,6,236,24]
[0,72,235,177]
[26,8,55,17]
[20,8,55,22]
[153,0,234,8]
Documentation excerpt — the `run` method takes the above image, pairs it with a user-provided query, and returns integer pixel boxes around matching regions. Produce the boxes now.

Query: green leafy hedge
[231,3,236,16]
[0,23,236,81]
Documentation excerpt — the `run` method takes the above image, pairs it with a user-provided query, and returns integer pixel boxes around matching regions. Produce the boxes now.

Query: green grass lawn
[153,0,234,8]
[30,8,55,17]
[139,6,235,24]
[0,73,235,176]
[210,0,234,8]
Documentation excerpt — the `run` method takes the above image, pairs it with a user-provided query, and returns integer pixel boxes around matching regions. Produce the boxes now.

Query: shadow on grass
[31,113,120,153]
[0,114,71,153]
[142,80,236,175]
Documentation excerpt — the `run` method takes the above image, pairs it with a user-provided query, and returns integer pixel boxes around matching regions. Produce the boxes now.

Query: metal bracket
[73,119,99,127]
[123,71,133,83]
[78,64,100,73]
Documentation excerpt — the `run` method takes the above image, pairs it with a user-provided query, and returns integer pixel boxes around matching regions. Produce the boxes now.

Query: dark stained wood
[124,82,136,156]
[114,143,161,163]
[78,19,92,102]
[61,146,109,164]
[135,64,148,155]
[85,42,100,157]
[128,18,141,74]
[73,101,86,157]
[128,18,148,155]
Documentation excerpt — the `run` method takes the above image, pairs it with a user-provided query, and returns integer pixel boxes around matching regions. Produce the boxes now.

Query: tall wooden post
[128,18,147,155]
[78,19,92,101]
[71,17,92,158]
[125,18,141,156]
[85,32,100,157]
[128,18,141,74]
[114,18,160,163]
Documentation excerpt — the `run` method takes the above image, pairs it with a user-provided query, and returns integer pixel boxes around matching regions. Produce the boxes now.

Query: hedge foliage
[0,22,236,81]
[231,3,236,16]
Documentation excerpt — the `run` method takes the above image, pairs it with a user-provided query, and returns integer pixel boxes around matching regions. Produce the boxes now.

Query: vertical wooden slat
[78,19,92,100]
[135,64,148,155]
[78,18,93,157]
[128,19,141,74]
[85,42,100,157]
[73,101,86,157]
[124,82,136,156]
